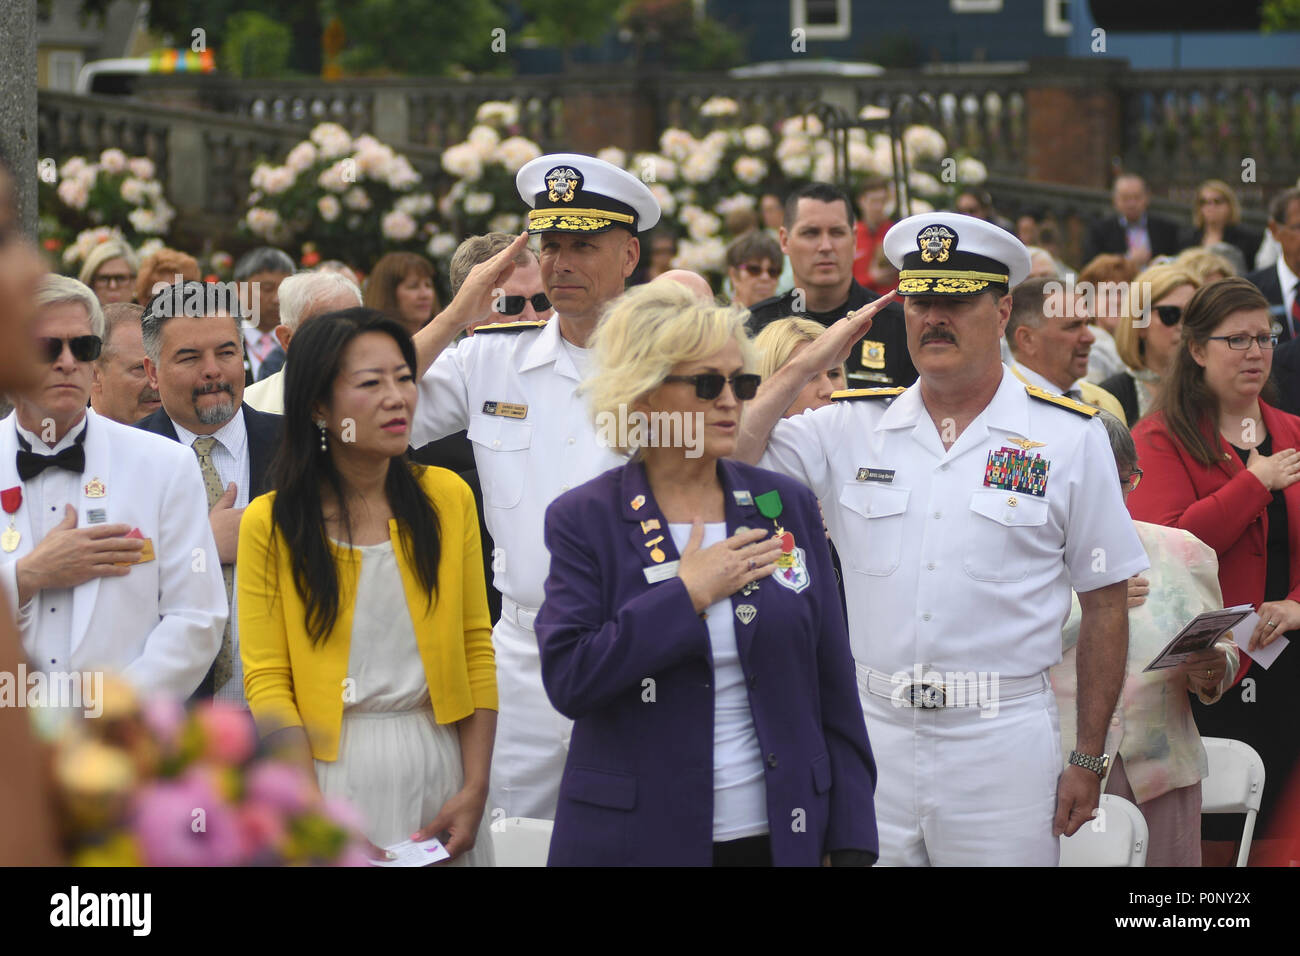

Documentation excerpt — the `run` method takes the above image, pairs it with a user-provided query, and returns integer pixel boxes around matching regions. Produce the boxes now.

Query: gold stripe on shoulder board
[473,319,549,334]
[832,387,906,401]
[1024,384,1098,418]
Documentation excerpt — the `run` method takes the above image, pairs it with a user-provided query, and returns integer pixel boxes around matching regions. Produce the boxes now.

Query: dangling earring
[315,420,328,452]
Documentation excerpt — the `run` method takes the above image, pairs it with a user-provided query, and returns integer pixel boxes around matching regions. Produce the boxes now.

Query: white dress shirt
[15,415,89,671]
[173,411,250,704]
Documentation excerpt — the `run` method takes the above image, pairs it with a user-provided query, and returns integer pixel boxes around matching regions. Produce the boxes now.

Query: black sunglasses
[495,293,551,316]
[663,372,761,401]
[741,263,782,279]
[38,335,102,363]
[1153,305,1182,327]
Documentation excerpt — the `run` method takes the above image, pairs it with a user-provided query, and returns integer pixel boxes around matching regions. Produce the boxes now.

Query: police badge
[545,166,581,203]
[917,224,957,263]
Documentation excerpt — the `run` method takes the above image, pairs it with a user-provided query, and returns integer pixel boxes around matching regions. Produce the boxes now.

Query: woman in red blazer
[1128,277,1300,865]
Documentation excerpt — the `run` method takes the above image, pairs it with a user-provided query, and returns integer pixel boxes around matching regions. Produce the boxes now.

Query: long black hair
[271,307,441,644]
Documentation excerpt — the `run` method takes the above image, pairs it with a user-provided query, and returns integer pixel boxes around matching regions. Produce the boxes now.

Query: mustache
[192,382,234,400]
[920,328,956,345]
[138,385,161,404]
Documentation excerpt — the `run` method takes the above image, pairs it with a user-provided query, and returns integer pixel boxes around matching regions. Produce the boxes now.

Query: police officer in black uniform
[747,182,916,389]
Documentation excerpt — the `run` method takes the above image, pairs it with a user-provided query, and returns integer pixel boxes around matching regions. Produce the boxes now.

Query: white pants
[487,603,572,821]
[860,667,1062,866]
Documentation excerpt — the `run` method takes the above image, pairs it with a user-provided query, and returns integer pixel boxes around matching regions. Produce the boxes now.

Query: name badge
[857,467,895,483]
[482,400,528,420]
[86,508,107,525]
[644,561,680,584]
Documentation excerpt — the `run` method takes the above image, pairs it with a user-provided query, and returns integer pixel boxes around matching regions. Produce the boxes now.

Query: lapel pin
[741,581,760,597]
[84,477,106,498]
[644,535,666,563]
[735,604,757,625]
[640,518,661,534]
[733,490,754,507]
[631,494,645,511]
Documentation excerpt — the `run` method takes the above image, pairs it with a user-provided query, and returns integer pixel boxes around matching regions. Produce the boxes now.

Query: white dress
[314,539,494,866]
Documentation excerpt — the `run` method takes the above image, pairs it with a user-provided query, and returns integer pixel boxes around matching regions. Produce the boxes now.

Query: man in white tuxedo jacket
[0,275,226,698]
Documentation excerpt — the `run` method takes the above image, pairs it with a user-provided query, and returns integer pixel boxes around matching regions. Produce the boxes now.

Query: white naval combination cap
[516,153,661,235]
[883,212,1031,295]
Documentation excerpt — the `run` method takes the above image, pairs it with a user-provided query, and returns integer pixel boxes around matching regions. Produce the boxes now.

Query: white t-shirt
[668,521,769,841]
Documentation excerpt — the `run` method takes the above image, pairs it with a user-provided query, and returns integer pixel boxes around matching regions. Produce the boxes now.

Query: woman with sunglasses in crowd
[724,231,785,309]
[534,281,877,866]
[1127,277,1300,866]
[1100,263,1200,427]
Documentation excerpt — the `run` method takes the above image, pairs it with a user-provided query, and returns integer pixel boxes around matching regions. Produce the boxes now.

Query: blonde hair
[1175,247,1237,284]
[77,238,138,287]
[1114,264,1200,371]
[754,316,842,383]
[1192,179,1242,230]
[35,274,105,340]
[585,281,757,455]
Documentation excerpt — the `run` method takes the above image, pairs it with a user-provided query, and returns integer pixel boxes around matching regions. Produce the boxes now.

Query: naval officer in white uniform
[409,154,660,820]
[735,214,1148,865]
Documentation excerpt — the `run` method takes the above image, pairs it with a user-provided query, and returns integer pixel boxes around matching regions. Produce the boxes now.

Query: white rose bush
[39,149,175,268]
[241,122,440,268]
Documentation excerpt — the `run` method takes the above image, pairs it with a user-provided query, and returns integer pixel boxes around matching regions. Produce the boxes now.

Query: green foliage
[1261,0,1300,31]
[332,0,507,76]
[669,13,745,71]
[223,11,292,78]
[519,0,626,52]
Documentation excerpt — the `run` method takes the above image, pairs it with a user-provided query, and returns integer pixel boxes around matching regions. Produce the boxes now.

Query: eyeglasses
[495,293,551,316]
[1207,332,1279,351]
[1197,195,1228,206]
[662,372,761,401]
[741,263,782,279]
[1121,468,1143,492]
[1153,305,1183,327]
[37,335,103,363]
[93,273,134,289]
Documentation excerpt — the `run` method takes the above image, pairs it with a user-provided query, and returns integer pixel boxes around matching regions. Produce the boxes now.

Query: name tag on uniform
[644,561,680,584]
[857,467,895,483]
[482,400,528,420]
[86,508,107,525]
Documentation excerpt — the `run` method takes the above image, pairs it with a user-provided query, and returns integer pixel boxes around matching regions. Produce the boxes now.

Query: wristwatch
[1068,750,1110,777]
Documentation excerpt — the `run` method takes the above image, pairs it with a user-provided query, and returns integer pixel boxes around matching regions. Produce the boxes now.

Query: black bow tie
[16,432,86,481]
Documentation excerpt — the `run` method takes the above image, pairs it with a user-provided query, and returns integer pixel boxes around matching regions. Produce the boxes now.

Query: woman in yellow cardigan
[238,307,497,865]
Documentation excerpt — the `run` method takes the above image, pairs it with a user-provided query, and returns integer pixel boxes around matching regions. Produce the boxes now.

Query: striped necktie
[192,436,233,692]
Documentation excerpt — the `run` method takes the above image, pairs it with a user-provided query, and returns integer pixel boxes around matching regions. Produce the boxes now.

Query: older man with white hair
[0,275,226,698]
[243,269,363,415]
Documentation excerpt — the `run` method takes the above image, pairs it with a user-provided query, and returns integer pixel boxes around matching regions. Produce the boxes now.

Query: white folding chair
[1200,736,1266,867]
[489,816,554,867]
[1059,794,1149,866]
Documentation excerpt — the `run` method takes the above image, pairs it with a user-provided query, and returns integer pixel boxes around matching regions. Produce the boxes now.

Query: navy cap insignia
[545,166,581,203]
[917,225,957,263]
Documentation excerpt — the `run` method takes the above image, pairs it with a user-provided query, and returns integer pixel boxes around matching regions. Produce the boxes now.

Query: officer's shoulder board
[832,387,906,402]
[1024,384,1098,418]
[472,319,548,335]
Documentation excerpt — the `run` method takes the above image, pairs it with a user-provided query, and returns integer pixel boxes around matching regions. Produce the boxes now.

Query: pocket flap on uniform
[467,414,533,452]
[565,767,637,810]
[968,488,1048,528]
[838,484,909,520]
[811,753,832,795]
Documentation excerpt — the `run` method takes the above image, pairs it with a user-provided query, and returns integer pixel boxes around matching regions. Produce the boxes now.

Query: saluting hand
[807,289,898,373]
[677,521,783,614]
[437,231,532,336]
[1246,445,1300,492]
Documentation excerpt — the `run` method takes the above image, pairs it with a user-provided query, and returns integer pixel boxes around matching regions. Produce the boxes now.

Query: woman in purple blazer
[535,282,877,866]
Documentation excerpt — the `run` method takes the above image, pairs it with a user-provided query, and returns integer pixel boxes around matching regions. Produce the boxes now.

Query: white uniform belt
[857,663,1048,708]
[500,597,539,632]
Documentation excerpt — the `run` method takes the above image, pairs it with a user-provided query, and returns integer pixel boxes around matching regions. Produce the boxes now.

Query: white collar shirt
[173,410,249,704]
[760,365,1147,677]
[411,315,625,610]
[1011,361,1081,398]
[13,414,90,671]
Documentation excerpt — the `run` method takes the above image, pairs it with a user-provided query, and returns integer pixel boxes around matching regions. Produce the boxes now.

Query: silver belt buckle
[906,681,948,708]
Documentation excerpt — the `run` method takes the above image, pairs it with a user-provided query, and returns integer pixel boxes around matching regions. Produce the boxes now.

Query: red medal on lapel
[1,486,22,552]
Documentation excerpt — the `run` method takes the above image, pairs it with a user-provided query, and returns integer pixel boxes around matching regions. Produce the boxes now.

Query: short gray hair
[233,246,295,282]
[448,233,536,298]
[100,302,145,359]
[1095,409,1138,477]
[35,274,105,340]
[278,270,362,330]
[77,238,139,287]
